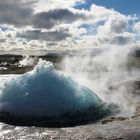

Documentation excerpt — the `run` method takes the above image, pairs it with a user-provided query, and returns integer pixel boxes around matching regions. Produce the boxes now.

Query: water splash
[0,59,114,126]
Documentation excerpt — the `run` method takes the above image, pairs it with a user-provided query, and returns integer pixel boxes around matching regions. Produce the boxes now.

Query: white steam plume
[19,56,37,67]
[62,46,140,116]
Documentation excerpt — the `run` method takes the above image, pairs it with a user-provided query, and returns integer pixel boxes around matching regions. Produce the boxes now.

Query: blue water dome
[0,60,115,127]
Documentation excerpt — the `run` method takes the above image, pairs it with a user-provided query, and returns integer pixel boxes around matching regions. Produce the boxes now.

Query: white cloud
[133,21,140,32]
[34,0,85,12]
[0,1,140,53]
[90,4,129,24]
[78,4,137,47]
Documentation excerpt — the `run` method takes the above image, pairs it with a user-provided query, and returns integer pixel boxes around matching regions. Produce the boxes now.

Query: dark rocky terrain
[0,48,140,74]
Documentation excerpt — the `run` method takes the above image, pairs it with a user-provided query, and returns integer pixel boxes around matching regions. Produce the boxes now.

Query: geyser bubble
[0,59,115,127]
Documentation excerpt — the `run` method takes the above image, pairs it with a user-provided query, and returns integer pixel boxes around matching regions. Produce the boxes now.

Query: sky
[75,0,140,15]
[0,0,140,54]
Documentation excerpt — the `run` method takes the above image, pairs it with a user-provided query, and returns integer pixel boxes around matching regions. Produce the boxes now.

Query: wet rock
[101,117,128,124]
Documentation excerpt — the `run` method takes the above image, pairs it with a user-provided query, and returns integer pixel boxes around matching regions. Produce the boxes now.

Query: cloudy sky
[0,0,140,54]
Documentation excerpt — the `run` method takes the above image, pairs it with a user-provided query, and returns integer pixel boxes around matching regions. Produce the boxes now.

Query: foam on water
[0,59,104,117]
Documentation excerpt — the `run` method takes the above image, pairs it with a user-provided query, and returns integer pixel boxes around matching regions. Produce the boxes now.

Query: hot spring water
[0,59,113,126]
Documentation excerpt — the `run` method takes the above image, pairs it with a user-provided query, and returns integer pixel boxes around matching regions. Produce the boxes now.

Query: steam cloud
[62,46,140,116]
[19,56,36,66]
